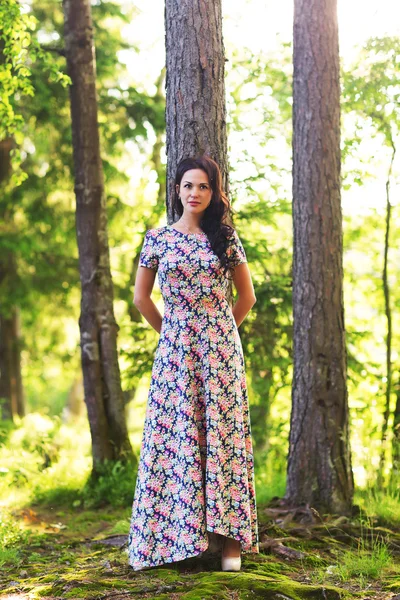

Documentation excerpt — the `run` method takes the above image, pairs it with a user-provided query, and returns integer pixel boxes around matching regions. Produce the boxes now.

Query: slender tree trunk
[378,143,395,486]
[0,137,25,420]
[63,0,133,471]
[286,0,354,513]
[165,0,228,218]
[391,374,400,487]
[0,137,13,420]
[0,308,25,419]
[0,314,13,420]
[10,306,24,417]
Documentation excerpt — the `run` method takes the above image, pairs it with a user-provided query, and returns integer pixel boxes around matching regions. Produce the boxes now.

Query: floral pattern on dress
[128,225,259,571]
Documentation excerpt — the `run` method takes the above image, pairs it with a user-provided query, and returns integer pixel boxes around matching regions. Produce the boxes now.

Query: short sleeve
[227,229,247,267]
[139,230,159,270]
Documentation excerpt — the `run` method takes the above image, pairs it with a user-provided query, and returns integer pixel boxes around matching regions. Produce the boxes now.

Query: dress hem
[128,527,259,572]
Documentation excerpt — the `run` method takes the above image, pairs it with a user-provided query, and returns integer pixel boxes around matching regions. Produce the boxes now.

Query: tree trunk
[378,143,395,486]
[286,0,354,513]
[63,0,133,471]
[391,374,400,487]
[0,313,13,420]
[0,137,13,420]
[165,0,233,554]
[10,306,25,417]
[0,136,25,420]
[165,0,228,219]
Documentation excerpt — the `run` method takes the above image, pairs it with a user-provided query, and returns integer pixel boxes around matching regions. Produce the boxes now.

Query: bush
[80,460,137,509]
[0,510,31,567]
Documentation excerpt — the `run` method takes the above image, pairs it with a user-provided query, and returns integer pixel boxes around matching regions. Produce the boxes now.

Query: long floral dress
[128,225,259,570]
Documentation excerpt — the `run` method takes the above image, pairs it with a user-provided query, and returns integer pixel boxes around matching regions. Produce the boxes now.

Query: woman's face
[176,169,212,215]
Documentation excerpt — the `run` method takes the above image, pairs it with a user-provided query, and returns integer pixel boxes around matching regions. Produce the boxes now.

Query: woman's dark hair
[172,155,238,277]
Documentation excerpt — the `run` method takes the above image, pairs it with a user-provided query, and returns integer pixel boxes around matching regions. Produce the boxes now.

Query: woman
[128,155,259,572]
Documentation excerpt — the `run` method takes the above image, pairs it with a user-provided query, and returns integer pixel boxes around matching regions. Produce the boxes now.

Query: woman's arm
[133,266,163,334]
[231,263,257,328]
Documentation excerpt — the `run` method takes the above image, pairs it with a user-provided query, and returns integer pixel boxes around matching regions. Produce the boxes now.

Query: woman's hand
[231,263,257,328]
[134,266,163,334]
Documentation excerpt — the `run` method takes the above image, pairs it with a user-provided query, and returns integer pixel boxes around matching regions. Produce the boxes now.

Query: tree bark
[378,142,395,486]
[0,307,25,420]
[0,313,13,420]
[165,1,233,554]
[286,0,354,513]
[391,374,400,487]
[10,306,24,417]
[165,0,228,219]
[0,136,25,420]
[63,0,133,471]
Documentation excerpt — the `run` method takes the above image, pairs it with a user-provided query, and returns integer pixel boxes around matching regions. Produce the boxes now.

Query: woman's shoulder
[144,225,169,239]
[225,225,240,241]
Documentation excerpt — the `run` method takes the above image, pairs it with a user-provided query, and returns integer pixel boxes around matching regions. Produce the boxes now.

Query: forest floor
[1,501,400,600]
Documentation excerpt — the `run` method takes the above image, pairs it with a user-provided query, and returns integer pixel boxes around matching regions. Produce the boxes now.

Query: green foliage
[13,413,62,462]
[80,459,137,509]
[0,0,70,185]
[0,413,139,510]
[317,537,393,591]
[334,539,392,585]
[0,509,31,567]
[0,0,166,418]
[342,37,400,142]
[1,0,399,519]
[355,486,400,527]
[110,518,130,534]
[1,416,400,598]
[254,463,286,505]
[0,413,91,507]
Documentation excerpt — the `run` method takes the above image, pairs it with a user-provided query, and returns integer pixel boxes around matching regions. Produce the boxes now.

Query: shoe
[221,555,241,571]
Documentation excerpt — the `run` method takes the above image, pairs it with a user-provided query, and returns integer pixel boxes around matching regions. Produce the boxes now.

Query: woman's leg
[221,535,241,558]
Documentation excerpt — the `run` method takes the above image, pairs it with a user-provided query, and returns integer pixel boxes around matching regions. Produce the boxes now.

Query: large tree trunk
[63,0,133,471]
[164,0,231,555]
[286,0,354,513]
[165,0,228,218]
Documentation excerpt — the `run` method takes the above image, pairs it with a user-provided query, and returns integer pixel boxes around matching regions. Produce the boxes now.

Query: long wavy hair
[171,155,237,277]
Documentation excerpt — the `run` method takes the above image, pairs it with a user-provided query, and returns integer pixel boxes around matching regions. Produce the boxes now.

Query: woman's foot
[221,536,241,571]
[222,536,241,558]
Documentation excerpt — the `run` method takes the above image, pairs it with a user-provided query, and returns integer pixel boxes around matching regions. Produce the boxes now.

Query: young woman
[128,155,259,572]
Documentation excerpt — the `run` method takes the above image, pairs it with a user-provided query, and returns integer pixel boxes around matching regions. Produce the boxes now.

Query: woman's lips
[189,202,200,205]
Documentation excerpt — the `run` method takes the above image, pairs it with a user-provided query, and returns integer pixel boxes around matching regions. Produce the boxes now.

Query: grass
[1,413,400,598]
[355,485,400,527]
[0,508,31,568]
[307,511,398,591]
[314,537,394,591]
[335,538,392,584]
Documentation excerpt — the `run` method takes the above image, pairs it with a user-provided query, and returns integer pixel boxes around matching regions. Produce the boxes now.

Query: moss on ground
[0,504,399,600]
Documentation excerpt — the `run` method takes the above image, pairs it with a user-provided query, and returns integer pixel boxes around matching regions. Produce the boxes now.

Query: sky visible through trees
[120,0,400,216]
